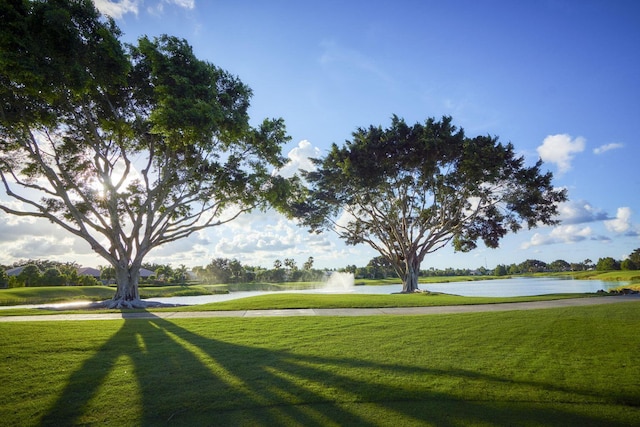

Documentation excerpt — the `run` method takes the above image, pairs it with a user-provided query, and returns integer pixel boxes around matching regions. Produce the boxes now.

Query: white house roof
[77,267,101,277]
[6,266,24,276]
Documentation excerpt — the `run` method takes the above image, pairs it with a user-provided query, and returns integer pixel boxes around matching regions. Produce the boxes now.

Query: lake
[147,277,623,306]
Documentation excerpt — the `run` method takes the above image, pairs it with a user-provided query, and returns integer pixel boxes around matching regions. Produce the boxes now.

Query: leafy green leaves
[0,0,295,283]
[300,115,567,289]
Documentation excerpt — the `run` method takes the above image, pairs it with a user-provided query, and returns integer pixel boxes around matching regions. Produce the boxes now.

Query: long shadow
[41,313,637,426]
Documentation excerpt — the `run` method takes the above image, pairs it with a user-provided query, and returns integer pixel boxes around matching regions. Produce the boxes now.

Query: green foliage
[299,116,566,291]
[596,257,621,271]
[17,264,41,287]
[518,259,548,273]
[0,268,8,288]
[302,256,314,271]
[0,1,294,304]
[494,264,508,276]
[622,248,640,270]
[99,266,116,282]
[549,259,571,271]
[621,259,637,271]
[76,275,102,287]
[41,267,65,286]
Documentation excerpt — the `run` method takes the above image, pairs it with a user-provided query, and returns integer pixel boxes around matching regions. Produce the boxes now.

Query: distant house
[77,267,101,278]
[76,267,155,279]
[140,268,155,278]
[6,266,24,276]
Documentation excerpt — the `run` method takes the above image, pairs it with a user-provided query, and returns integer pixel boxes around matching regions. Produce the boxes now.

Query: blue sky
[1,0,639,271]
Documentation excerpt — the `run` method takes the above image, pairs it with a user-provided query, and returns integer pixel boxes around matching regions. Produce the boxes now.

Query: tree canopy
[298,116,567,292]
[0,0,294,307]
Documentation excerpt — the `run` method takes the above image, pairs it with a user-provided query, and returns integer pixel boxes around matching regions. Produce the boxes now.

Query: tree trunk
[106,264,143,309]
[401,257,421,293]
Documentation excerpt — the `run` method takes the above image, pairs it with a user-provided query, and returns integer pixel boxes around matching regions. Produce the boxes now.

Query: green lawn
[167,292,600,312]
[543,270,640,283]
[0,292,600,317]
[1,302,639,426]
[0,284,227,306]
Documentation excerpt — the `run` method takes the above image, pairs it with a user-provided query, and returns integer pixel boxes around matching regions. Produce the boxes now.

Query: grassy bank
[1,302,638,426]
[542,270,640,292]
[0,293,600,317]
[547,269,640,283]
[0,274,517,307]
[166,292,600,312]
[0,284,227,306]
[1,271,632,309]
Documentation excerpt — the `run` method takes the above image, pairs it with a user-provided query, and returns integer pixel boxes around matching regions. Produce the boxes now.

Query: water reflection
[147,277,623,306]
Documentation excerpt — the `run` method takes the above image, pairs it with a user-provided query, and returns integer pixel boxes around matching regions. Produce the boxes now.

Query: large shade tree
[299,116,567,292]
[0,0,295,307]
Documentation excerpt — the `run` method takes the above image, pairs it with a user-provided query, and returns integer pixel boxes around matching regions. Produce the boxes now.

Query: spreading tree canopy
[299,116,567,292]
[0,0,295,307]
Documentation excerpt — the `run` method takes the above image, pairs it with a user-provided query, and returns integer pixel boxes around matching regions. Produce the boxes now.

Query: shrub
[621,259,638,271]
[0,268,8,288]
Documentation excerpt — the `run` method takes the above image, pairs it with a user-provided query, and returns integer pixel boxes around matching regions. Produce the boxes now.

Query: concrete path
[1,295,638,322]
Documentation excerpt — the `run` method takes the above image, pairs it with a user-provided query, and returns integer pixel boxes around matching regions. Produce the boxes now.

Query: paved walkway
[1,295,638,322]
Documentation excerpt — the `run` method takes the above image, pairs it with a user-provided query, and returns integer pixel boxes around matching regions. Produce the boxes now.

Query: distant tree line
[593,248,640,271]
[1,248,638,289]
[0,260,101,288]
[351,249,640,279]
[0,260,189,288]
[192,257,325,284]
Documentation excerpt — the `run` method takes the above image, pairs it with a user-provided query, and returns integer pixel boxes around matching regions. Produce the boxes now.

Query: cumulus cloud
[215,218,301,255]
[521,225,592,249]
[8,236,76,258]
[593,143,623,155]
[93,0,194,19]
[93,0,140,18]
[0,201,37,227]
[523,206,638,250]
[276,140,321,178]
[536,134,585,174]
[169,0,194,9]
[604,207,633,233]
[558,200,609,225]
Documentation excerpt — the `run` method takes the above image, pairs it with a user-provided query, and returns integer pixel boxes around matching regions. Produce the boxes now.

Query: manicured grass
[1,302,639,426]
[549,270,640,283]
[167,292,600,312]
[0,293,600,317]
[0,286,116,306]
[357,275,501,286]
[0,284,227,306]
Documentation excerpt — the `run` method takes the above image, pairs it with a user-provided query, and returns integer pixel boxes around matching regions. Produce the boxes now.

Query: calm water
[148,277,623,306]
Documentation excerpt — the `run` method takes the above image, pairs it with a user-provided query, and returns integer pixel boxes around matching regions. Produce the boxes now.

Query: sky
[1,0,639,271]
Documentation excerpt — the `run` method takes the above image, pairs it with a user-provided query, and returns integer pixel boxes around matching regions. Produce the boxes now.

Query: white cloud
[169,0,195,9]
[604,207,633,233]
[593,143,623,155]
[93,0,194,19]
[522,206,638,250]
[276,140,321,178]
[536,134,585,174]
[0,201,37,227]
[215,218,301,255]
[558,200,609,225]
[93,0,140,18]
[521,225,592,249]
[8,236,76,258]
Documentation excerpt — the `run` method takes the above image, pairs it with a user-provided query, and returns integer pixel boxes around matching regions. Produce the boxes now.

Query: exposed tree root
[396,289,432,294]
[91,298,182,310]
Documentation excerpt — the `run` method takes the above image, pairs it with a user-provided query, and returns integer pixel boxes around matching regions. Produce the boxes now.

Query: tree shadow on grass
[41,313,637,426]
